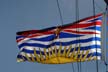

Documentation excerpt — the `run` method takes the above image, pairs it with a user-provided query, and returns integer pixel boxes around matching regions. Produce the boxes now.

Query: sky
[0,0,107,72]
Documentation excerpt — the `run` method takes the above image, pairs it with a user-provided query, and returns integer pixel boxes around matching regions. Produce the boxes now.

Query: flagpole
[75,0,81,72]
[106,5,108,72]
[104,0,108,71]
[92,0,99,72]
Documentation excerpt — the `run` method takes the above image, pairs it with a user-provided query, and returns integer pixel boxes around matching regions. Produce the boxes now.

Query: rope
[85,62,88,72]
[92,0,99,72]
[71,63,75,72]
[105,5,108,72]
[56,0,64,26]
[75,0,81,72]
[55,0,62,64]
[79,61,82,72]
[94,0,104,12]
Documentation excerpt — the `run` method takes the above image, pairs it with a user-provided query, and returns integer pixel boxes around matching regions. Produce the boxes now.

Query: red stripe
[61,22,102,29]
[16,34,42,42]
[17,30,39,36]
[16,13,102,36]
[28,31,54,38]
[16,31,55,42]
[17,22,102,42]
[17,29,56,36]
[16,39,24,43]
[63,30,98,34]
[77,13,102,23]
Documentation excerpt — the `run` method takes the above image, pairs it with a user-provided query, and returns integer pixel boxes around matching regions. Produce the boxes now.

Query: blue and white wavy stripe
[18,34,100,44]
[20,45,101,54]
[18,36,101,49]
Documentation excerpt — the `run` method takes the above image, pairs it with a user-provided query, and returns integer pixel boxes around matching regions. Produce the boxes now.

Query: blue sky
[0,0,107,72]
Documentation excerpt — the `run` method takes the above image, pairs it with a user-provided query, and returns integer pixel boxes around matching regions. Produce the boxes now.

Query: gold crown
[17,44,97,64]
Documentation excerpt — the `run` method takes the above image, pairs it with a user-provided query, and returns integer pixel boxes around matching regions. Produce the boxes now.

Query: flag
[16,13,102,64]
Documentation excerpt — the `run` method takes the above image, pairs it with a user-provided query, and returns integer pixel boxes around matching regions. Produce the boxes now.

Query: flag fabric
[16,13,102,64]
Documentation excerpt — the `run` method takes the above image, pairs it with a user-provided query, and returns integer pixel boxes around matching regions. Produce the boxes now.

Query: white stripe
[17,34,53,44]
[87,56,101,60]
[63,24,101,30]
[79,16,102,23]
[79,20,102,24]
[63,29,101,34]
[31,34,53,38]
[61,30,101,35]
[20,46,101,53]
[62,25,101,35]
[19,40,101,51]
[64,25,101,30]
[18,34,101,45]
[20,52,45,58]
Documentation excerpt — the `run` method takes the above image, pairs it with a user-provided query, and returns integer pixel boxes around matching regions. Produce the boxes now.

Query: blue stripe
[59,32,84,38]
[30,32,84,41]
[17,52,101,61]
[88,17,102,22]
[18,37,101,48]
[17,55,26,61]
[30,34,56,41]
[16,30,100,42]
[21,45,101,54]
[16,36,25,40]
[17,55,32,61]
[84,26,101,31]
[78,52,101,58]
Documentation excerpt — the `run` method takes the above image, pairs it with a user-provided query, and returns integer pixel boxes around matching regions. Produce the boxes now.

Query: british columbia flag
[16,13,103,64]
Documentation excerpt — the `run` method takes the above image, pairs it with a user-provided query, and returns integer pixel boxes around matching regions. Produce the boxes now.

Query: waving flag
[16,13,102,64]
